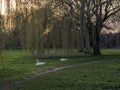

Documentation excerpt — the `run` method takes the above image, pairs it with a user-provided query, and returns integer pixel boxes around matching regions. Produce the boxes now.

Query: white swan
[60,58,68,61]
[35,59,46,66]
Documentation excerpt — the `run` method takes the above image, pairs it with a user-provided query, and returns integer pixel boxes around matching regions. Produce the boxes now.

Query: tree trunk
[84,29,91,55]
[92,29,101,55]
[0,18,3,63]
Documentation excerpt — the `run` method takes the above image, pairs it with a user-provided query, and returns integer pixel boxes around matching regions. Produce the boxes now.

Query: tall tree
[61,0,120,55]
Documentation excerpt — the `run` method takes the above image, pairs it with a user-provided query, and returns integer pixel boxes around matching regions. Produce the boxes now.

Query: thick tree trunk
[84,29,91,55]
[92,29,101,55]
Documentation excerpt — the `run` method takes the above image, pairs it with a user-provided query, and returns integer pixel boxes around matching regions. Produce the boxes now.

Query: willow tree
[11,0,83,57]
[28,7,53,55]
[0,2,2,61]
[50,0,79,55]
[14,0,55,57]
[1,0,119,58]
[0,16,2,62]
[0,0,16,62]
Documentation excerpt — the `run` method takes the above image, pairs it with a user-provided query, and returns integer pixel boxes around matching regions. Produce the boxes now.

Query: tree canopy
[0,0,120,60]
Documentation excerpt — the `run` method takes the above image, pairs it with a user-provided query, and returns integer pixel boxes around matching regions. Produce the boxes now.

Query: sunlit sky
[0,0,16,15]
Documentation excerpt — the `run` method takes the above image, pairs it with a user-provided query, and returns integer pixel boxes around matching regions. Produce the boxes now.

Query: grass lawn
[13,57,120,90]
[0,49,120,90]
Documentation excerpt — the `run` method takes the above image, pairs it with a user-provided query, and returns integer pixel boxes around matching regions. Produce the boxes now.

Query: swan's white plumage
[35,59,45,66]
[60,58,68,61]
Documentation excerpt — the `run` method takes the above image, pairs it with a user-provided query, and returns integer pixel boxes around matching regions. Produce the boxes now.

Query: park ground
[0,49,120,90]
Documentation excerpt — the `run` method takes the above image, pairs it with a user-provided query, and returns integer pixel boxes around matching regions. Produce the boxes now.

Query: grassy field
[13,57,120,90]
[0,49,120,90]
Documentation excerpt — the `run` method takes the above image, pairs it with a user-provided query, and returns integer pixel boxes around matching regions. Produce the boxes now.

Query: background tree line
[3,29,120,49]
[0,0,120,60]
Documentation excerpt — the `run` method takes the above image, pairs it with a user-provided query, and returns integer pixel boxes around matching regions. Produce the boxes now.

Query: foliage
[0,0,120,59]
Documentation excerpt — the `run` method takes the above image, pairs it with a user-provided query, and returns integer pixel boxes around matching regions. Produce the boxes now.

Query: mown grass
[13,55,120,90]
[0,49,120,89]
[0,49,101,83]
[101,49,120,55]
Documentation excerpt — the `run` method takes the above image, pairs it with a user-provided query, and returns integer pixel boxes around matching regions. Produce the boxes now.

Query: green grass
[13,55,120,90]
[0,49,104,83]
[0,50,97,82]
[0,49,120,90]
[101,49,120,55]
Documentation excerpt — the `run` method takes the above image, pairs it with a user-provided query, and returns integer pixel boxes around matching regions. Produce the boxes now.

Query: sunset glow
[0,0,16,15]
[1,0,7,15]
[10,0,16,12]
